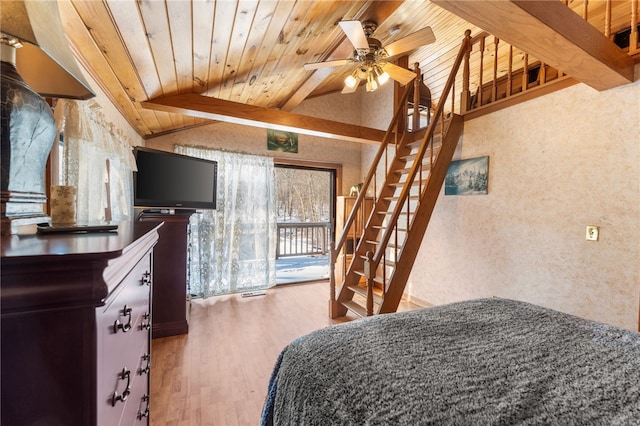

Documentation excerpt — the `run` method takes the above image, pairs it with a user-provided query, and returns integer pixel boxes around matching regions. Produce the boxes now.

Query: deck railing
[276,222,331,258]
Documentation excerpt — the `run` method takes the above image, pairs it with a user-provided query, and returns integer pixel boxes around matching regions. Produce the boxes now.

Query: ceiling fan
[304,20,436,93]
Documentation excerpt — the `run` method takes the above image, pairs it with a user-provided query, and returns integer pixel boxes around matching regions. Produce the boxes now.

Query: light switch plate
[586,225,599,241]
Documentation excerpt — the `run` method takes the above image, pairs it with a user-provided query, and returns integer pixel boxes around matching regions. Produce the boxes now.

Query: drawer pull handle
[111,367,131,406]
[114,305,133,333]
[140,312,151,331]
[139,353,151,375]
[141,312,151,331]
[137,394,150,420]
[142,271,151,286]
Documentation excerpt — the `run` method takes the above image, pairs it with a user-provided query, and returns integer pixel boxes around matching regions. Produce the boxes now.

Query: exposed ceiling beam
[142,94,387,144]
[281,1,404,112]
[432,0,635,91]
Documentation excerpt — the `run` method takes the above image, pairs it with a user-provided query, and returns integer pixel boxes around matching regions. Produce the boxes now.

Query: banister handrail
[333,84,413,255]
[371,30,472,268]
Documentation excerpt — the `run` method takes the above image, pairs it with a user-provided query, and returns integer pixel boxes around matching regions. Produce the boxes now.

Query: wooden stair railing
[329,30,472,319]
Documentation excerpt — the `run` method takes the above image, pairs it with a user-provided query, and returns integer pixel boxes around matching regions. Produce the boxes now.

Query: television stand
[139,210,193,338]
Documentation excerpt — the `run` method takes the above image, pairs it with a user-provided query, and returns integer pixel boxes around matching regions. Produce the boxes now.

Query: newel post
[329,245,339,318]
[365,251,374,316]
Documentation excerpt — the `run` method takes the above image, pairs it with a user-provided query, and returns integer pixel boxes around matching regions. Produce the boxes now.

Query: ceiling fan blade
[339,20,369,50]
[304,59,351,70]
[385,27,436,58]
[382,62,417,86]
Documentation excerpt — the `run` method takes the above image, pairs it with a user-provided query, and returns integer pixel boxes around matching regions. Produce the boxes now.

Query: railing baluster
[522,52,529,93]
[478,35,485,107]
[492,37,499,103]
[632,0,639,54]
[507,45,513,97]
[583,0,589,20]
[605,0,612,37]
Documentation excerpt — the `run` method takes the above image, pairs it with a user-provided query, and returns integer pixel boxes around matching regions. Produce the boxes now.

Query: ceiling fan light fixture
[344,73,358,89]
[366,72,378,92]
[374,65,390,86]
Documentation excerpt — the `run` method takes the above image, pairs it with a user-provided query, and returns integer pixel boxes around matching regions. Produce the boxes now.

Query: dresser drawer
[120,344,152,426]
[97,252,152,426]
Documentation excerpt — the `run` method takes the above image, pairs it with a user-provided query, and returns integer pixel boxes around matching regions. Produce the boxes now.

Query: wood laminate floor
[150,281,421,426]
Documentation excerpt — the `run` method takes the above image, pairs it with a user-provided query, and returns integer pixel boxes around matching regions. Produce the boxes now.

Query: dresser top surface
[1,221,161,262]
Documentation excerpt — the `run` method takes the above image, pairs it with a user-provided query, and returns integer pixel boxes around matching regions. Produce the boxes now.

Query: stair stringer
[378,114,464,314]
[334,136,416,313]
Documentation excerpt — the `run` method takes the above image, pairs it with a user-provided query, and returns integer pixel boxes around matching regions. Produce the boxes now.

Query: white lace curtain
[55,100,137,223]
[175,145,277,297]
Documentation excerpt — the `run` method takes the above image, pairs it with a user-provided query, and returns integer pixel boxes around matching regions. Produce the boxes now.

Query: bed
[261,298,640,425]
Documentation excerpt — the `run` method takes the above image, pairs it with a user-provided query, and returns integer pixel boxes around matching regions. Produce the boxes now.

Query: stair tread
[399,149,441,162]
[388,180,428,188]
[393,165,432,175]
[383,195,420,201]
[347,284,383,304]
[342,300,368,317]
[372,225,408,231]
[352,270,386,285]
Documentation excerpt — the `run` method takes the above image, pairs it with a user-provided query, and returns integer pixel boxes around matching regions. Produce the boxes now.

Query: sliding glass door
[274,165,336,284]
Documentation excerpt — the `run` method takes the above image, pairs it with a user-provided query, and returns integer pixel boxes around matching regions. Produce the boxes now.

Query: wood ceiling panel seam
[59,0,153,137]
[216,0,261,102]
[205,0,239,98]
[103,0,163,100]
[138,0,180,97]
[68,0,148,104]
[227,0,281,102]
[191,0,216,94]
[151,108,179,132]
[238,2,306,104]
[248,0,319,107]
[166,1,194,95]
[233,0,301,104]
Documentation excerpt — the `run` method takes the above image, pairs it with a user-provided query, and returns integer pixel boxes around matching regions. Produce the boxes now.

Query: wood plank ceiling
[58,0,636,141]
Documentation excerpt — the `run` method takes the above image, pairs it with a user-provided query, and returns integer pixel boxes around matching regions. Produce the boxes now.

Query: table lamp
[1,0,94,235]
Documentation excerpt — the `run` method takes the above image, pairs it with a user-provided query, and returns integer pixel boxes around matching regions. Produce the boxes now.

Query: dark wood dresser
[138,211,191,338]
[1,221,162,426]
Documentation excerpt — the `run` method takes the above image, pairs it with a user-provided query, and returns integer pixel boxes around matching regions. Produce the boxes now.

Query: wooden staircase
[329,31,472,319]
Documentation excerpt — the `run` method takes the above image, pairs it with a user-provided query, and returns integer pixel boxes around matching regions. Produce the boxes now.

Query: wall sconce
[1,0,95,235]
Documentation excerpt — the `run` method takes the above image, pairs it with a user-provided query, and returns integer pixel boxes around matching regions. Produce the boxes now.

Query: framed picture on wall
[267,129,298,153]
[445,156,489,195]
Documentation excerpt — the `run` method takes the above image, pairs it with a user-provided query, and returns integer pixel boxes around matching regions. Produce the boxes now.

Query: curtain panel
[54,100,137,223]
[175,145,276,297]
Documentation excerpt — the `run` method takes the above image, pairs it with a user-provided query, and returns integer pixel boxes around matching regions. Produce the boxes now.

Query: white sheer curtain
[175,145,276,297]
[55,100,137,222]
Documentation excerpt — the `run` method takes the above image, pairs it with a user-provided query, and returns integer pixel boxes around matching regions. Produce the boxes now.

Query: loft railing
[565,0,639,55]
[448,1,639,119]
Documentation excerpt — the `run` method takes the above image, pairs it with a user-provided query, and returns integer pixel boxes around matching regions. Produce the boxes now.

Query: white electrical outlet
[586,225,599,241]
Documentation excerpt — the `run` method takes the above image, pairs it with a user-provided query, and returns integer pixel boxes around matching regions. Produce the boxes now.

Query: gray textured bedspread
[261,298,640,425]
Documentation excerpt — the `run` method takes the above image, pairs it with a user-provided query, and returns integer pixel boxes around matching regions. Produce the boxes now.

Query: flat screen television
[133,147,217,210]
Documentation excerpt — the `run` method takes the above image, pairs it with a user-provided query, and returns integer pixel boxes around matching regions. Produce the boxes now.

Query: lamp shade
[1,0,95,99]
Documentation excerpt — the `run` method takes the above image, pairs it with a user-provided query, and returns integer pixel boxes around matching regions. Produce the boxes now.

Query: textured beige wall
[407,71,640,330]
[145,91,366,195]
